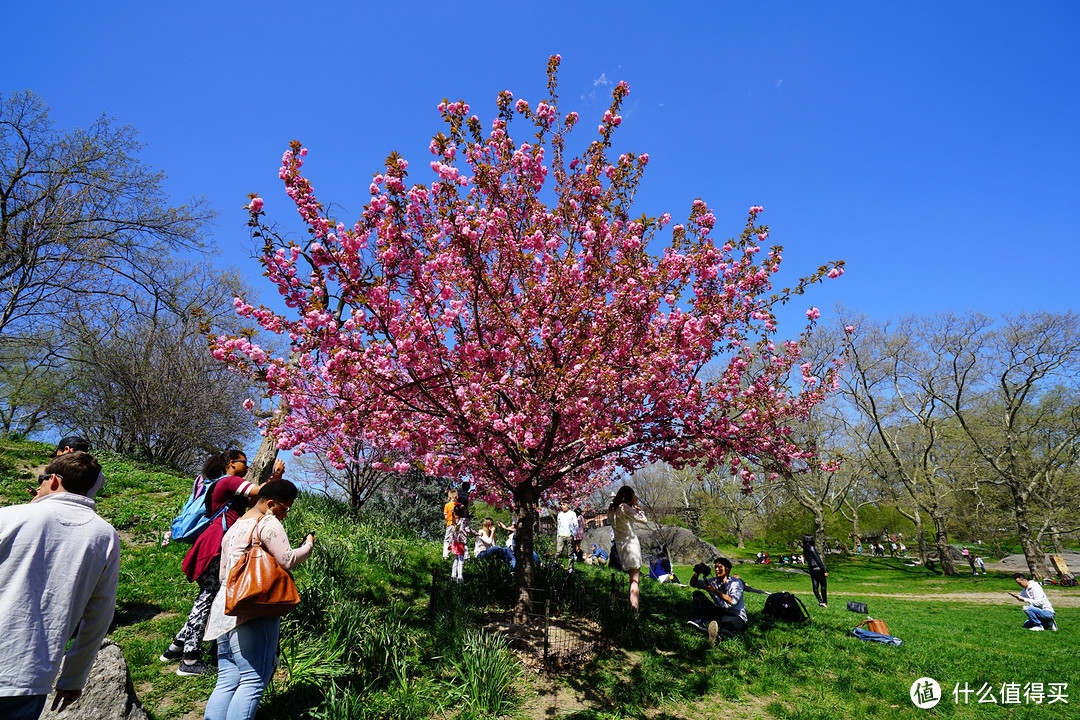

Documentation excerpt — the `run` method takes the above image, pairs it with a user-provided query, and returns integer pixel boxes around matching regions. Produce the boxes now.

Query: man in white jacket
[1009,572,1057,631]
[0,451,120,720]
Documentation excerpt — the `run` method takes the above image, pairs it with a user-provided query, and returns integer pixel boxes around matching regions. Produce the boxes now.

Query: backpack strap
[790,594,811,621]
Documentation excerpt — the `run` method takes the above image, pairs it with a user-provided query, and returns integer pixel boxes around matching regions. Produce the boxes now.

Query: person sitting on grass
[686,557,746,645]
[1009,573,1057,631]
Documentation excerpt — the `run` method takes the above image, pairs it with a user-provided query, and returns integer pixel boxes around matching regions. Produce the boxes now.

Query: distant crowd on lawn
[0,439,1061,720]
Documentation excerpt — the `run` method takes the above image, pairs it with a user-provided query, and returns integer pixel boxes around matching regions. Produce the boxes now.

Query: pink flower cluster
[212,57,845,507]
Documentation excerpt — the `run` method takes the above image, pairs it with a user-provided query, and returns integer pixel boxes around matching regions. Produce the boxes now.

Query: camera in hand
[693,563,711,576]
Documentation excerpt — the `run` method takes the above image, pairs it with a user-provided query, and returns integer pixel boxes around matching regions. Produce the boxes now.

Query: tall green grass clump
[452,630,522,717]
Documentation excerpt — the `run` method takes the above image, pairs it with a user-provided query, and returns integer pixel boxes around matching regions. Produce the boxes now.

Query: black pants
[691,591,747,639]
[809,569,827,604]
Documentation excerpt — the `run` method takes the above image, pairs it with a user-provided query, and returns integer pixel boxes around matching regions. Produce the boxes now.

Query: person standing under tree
[555,500,577,567]
[803,535,829,608]
[610,486,646,614]
[441,488,457,560]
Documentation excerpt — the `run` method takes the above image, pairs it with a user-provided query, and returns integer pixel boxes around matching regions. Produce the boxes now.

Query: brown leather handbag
[224,517,300,617]
[857,617,890,635]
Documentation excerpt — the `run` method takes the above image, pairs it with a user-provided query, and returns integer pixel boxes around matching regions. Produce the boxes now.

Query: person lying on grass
[686,557,746,645]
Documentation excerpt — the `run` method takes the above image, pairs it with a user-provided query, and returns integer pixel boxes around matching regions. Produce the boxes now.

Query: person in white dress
[610,485,647,614]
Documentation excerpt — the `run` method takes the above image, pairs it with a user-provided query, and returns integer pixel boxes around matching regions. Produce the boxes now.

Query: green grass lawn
[3,439,1077,719]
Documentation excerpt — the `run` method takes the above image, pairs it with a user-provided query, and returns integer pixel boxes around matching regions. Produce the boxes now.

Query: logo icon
[911,677,942,709]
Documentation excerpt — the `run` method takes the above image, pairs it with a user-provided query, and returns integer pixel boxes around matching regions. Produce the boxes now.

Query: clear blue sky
[5,1,1078,325]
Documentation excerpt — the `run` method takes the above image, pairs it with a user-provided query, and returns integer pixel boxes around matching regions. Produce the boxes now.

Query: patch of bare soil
[482,611,608,673]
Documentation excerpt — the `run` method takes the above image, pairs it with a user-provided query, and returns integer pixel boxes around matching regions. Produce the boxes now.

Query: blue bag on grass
[852,626,903,646]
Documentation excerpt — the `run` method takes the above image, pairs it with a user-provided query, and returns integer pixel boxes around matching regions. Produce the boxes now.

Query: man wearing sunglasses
[49,436,105,499]
[0,451,120,720]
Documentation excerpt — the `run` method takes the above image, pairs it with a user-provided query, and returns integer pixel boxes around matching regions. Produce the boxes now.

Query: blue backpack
[170,476,228,542]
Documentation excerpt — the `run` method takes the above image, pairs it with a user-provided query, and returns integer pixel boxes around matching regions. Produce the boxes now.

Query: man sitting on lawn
[686,557,746,645]
[1009,573,1057,631]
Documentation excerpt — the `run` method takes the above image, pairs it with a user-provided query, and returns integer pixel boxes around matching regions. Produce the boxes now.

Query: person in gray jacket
[0,451,121,720]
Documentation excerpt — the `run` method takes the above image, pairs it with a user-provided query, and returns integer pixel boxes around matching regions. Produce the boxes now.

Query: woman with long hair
[164,451,279,675]
[609,485,647,614]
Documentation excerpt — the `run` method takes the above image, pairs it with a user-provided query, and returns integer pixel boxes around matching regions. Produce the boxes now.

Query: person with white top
[0,451,120,720]
[203,479,314,720]
[555,501,577,567]
[1009,573,1057,631]
[609,486,647,614]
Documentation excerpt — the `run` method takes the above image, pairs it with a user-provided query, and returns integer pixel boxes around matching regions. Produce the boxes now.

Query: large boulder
[40,640,149,720]
[583,523,722,566]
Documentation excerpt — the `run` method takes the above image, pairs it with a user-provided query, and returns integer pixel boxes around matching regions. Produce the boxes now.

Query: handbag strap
[242,515,266,550]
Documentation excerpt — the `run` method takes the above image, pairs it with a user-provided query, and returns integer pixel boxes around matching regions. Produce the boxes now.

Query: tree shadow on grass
[114,601,164,627]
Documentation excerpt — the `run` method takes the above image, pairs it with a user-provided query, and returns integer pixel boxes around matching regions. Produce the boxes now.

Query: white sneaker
[1029,625,1044,631]
[707,620,719,646]
[1048,620,1058,632]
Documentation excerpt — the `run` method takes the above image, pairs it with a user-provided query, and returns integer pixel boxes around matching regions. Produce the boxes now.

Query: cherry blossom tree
[214,57,845,603]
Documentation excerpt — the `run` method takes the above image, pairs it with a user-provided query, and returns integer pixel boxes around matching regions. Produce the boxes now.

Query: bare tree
[0,90,211,335]
[42,263,259,469]
[929,312,1080,579]
[838,312,964,574]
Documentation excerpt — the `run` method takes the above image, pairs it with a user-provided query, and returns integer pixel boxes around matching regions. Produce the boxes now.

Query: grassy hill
[2,440,1078,719]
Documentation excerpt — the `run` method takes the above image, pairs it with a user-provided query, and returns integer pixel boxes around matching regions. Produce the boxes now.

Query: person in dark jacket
[802,535,829,608]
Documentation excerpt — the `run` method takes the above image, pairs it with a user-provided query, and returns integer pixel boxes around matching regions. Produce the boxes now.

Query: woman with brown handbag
[202,479,314,720]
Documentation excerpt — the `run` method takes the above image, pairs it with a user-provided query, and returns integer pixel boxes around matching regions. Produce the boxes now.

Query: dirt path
[822,591,1080,607]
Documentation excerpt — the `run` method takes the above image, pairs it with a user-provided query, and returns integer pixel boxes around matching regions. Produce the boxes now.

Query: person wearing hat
[48,437,105,500]
[586,543,609,566]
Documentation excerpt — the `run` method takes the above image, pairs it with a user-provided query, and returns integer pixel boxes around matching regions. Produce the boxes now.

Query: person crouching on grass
[686,557,747,645]
[1009,573,1057,631]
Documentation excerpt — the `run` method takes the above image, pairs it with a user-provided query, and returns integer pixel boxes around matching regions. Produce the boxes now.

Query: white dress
[612,503,647,571]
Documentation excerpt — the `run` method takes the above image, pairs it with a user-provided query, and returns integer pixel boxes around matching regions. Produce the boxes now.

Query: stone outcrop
[40,640,149,720]
[583,523,722,566]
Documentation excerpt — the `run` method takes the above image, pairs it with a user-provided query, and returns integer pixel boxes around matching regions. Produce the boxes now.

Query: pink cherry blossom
[213,57,844,596]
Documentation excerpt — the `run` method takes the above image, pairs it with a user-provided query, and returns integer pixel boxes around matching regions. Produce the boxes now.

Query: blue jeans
[1023,606,1056,629]
[203,617,280,720]
[0,695,48,720]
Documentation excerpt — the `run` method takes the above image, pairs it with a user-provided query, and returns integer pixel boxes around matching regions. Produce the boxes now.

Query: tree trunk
[1014,494,1047,581]
[813,507,827,553]
[1050,527,1065,554]
[733,514,745,548]
[512,485,539,622]
[245,433,279,485]
[913,510,927,564]
[932,516,958,576]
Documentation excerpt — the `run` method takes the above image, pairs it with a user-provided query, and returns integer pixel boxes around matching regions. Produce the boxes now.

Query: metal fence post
[543,598,550,663]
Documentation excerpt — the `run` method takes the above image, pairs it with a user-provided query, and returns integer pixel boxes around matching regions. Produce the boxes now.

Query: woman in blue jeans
[202,479,314,720]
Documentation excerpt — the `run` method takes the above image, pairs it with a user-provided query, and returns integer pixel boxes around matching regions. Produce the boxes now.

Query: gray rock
[583,523,722,567]
[40,640,149,720]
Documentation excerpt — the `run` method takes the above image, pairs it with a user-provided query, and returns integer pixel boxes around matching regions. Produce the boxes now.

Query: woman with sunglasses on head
[202,479,314,720]
[162,451,280,676]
